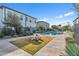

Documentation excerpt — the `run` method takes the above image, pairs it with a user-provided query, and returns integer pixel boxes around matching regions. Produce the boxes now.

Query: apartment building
[0,6,37,34]
[36,21,49,30]
[73,17,79,44]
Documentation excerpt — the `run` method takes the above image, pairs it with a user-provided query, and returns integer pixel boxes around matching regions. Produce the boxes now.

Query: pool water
[43,31,62,35]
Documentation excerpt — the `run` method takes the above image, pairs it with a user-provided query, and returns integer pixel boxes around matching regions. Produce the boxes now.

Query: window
[30,19,31,22]
[20,15,23,20]
[25,16,28,21]
[34,20,36,23]
[29,17,31,22]
[7,10,12,15]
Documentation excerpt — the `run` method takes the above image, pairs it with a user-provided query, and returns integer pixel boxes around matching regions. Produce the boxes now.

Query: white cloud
[55,15,63,19]
[55,11,75,19]
[39,17,49,22]
[64,12,74,17]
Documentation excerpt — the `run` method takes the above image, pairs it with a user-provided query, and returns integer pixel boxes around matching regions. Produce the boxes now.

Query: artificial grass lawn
[10,36,54,55]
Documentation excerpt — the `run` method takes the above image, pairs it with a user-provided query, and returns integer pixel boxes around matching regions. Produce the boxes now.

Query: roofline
[73,17,79,22]
[0,5,37,20]
[36,21,49,25]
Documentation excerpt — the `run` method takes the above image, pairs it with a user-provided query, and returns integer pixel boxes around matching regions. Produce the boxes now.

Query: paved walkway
[34,34,68,56]
[0,34,68,56]
[0,40,31,56]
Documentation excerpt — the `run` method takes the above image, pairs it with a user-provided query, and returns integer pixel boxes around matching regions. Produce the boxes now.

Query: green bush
[0,34,4,38]
[66,37,74,43]
[1,27,15,36]
[66,37,79,56]
[66,37,73,41]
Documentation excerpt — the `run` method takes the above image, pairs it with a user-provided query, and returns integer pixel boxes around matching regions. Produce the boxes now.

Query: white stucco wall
[0,7,37,34]
[5,8,36,29]
[36,21,49,29]
[25,16,36,28]
[0,8,4,29]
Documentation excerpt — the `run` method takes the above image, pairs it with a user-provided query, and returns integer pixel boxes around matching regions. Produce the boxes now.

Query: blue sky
[0,3,78,25]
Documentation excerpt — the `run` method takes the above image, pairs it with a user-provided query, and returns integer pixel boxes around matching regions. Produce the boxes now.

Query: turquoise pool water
[43,31,62,35]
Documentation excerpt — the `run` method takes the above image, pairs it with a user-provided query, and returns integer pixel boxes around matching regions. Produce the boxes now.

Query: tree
[74,3,79,15]
[74,4,79,12]
[37,26,45,32]
[51,24,63,32]
[58,24,63,31]
[51,25,59,31]
[47,28,52,31]
[3,12,22,35]
[62,25,71,31]
[1,27,14,36]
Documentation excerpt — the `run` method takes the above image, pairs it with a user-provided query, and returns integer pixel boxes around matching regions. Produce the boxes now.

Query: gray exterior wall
[74,24,79,44]
[74,17,79,44]
[0,7,5,34]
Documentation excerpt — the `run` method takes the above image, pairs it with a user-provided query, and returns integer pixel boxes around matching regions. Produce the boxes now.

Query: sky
[0,3,78,26]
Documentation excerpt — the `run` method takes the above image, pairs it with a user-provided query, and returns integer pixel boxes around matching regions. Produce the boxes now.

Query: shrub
[66,37,74,43]
[0,34,4,38]
[1,27,15,36]
[66,37,79,56]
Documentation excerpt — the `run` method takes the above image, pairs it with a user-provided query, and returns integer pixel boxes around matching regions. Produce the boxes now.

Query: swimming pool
[43,31,62,35]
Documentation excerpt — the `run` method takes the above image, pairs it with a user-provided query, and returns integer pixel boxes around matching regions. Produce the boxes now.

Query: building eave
[36,21,49,25]
[0,5,37,20]
[73,17,79,22]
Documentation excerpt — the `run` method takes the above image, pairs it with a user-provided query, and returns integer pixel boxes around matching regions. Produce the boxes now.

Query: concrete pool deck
[0,34,68,56]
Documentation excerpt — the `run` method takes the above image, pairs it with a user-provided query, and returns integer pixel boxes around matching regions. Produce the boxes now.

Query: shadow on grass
[10,37,43,48]
[10,36,53,55]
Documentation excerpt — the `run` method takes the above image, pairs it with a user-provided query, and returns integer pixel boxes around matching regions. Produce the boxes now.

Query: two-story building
[36,21,49,31]
[0,6,37,35]
[73,17,79,44]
